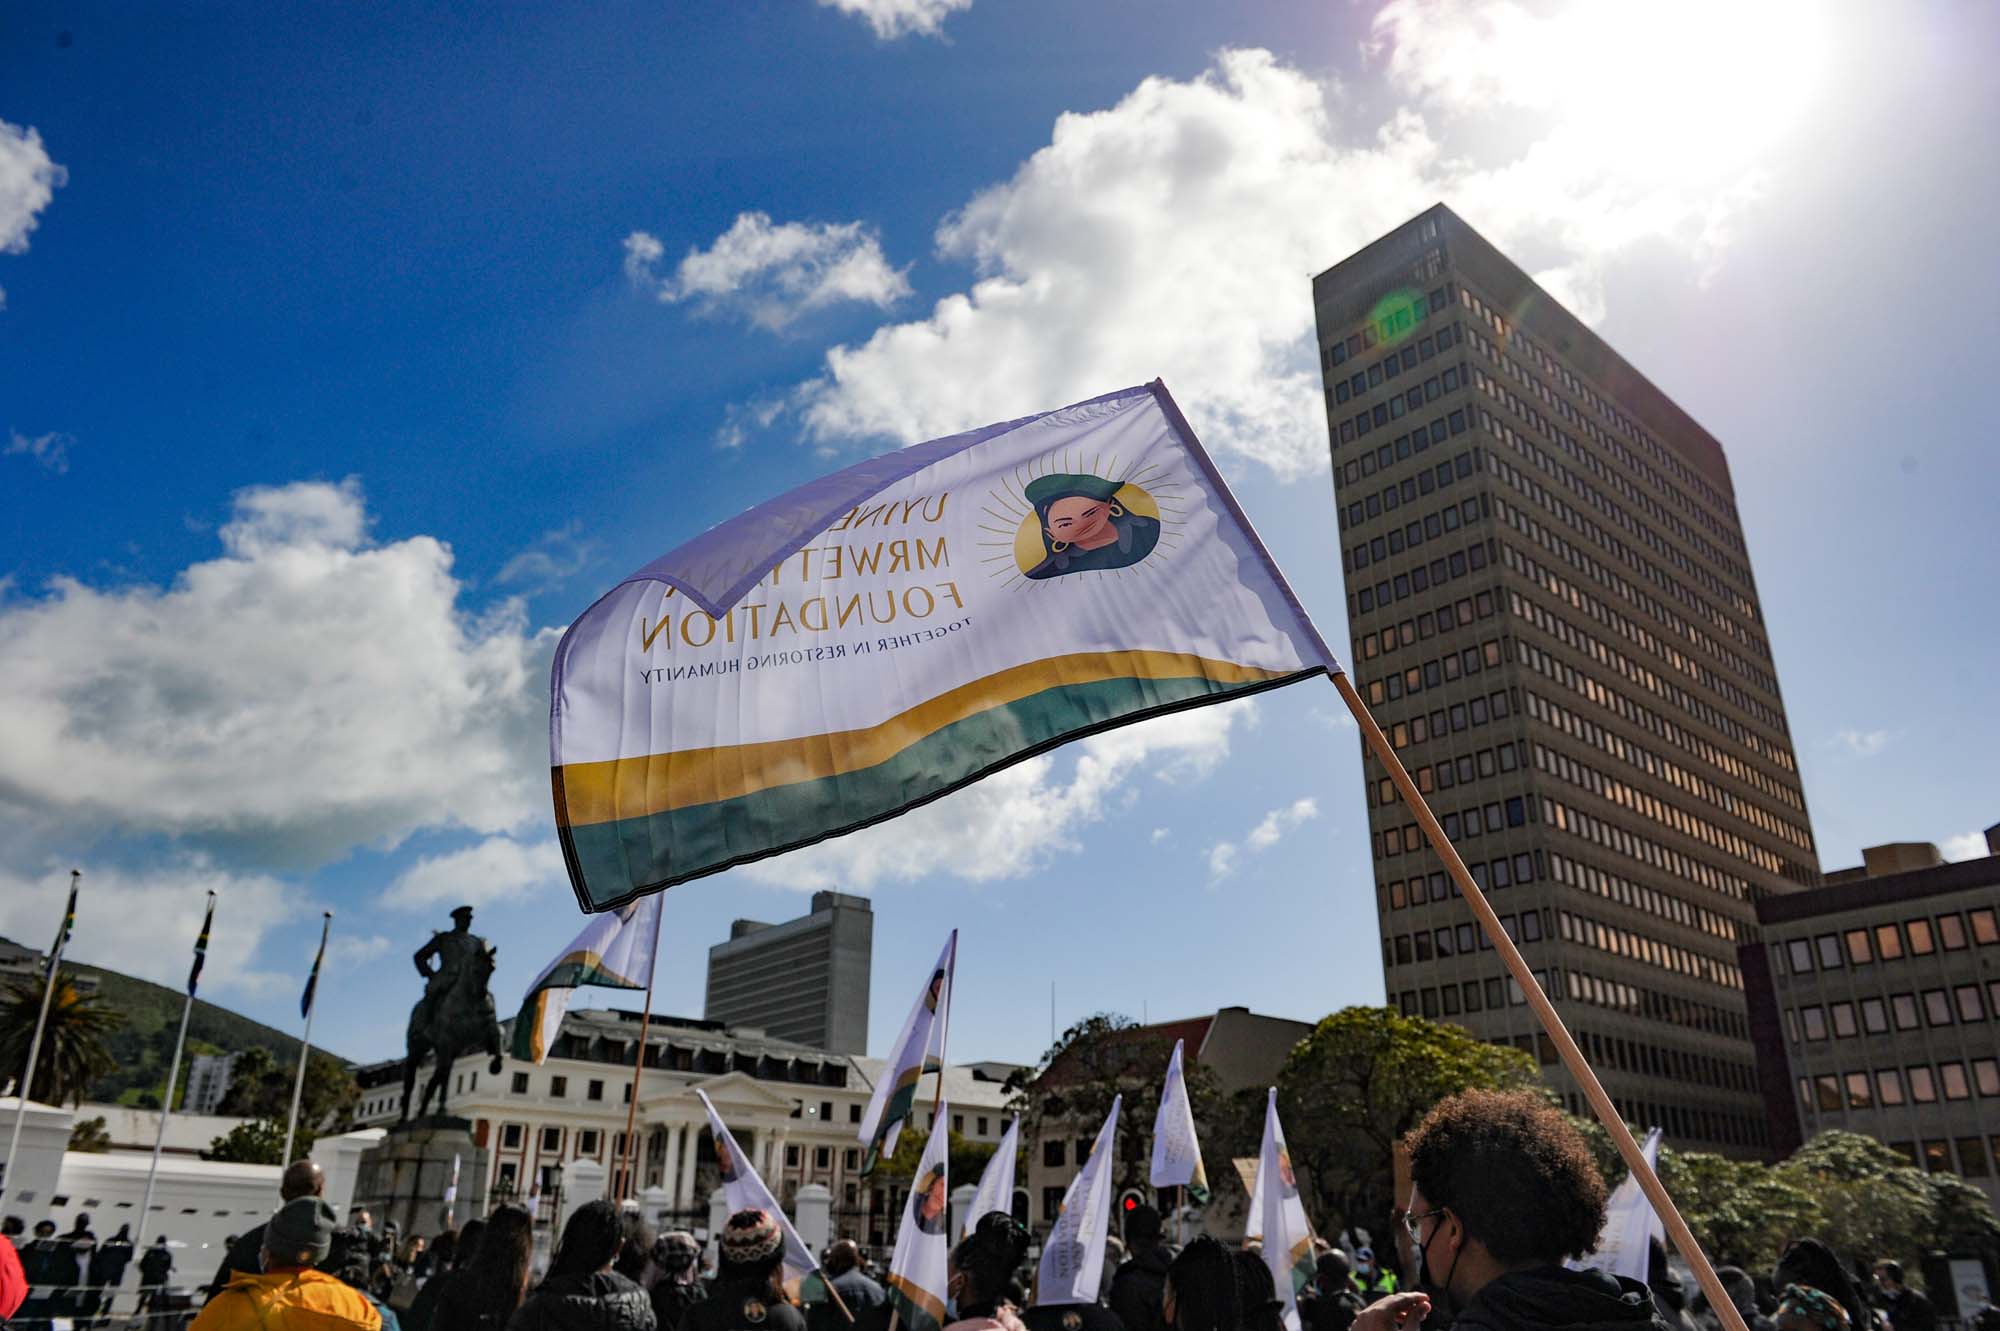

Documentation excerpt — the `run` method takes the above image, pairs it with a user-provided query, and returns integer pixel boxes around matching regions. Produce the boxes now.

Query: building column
[662,1119,684,1205]
[773,1129,790,1187]
[675,1122,699,1213]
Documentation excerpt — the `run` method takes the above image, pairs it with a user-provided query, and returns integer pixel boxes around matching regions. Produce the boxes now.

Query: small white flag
[698,1089,821,1287]
[1569,1127,1663,1283]
[860,931,955,1173]
[962,1117,1020,1241]
[1257,1090,1316,1331]
[888,1101,953,1331]
[1036,1096,1121,1306]
[1150,1039,1210,1202]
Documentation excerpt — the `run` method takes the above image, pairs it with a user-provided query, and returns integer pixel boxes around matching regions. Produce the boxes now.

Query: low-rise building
[1741,829,2000,1203]
[354,1006,1019,1252]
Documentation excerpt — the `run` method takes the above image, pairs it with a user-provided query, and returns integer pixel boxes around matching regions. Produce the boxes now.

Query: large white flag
[1036,1096,1121,1307]
[859,931,955,1173]
[1570,1127,1662,1282]
[549,381,1340,910]
[510,894,663,1063]
[1150,1039,1210,1202]
[962,1116,1020,1241]
[697,1090,820,1287]
[888,1100,953,1331]
[1257,1090,1316,1331]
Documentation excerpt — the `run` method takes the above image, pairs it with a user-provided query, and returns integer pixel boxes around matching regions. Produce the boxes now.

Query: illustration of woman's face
[920,1174,946,1220]
[1044,495,1116,550]
[716,1139,735,1177]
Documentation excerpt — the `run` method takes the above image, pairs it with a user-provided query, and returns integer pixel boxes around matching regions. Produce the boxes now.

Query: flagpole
[135,891,212,1254]
[617,978,655,1203]
[618,901,666,1204]
[0,869,78,1215]
[1329,671,1747,1331]
[283,912,332,1166]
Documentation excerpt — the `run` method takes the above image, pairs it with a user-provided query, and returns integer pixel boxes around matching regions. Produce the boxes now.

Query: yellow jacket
[190,1268,384,1331]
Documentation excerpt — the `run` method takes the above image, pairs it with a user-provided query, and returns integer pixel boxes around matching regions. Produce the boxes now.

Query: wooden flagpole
[617,902,666,1204]
[1329,671,1748,1331]
[617,979,654,1203]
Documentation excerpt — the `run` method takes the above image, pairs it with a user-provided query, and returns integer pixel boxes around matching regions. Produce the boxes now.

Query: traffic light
[1117,1188,1146,1234]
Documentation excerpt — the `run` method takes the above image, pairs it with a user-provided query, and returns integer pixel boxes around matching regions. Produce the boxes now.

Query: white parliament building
[353,1006,1022,1251]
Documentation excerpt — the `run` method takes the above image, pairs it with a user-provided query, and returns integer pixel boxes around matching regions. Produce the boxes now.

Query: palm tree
[0,974,123,1106]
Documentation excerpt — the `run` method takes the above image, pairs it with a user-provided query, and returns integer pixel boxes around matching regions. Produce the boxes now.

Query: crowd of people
[2,1091,1991,1331]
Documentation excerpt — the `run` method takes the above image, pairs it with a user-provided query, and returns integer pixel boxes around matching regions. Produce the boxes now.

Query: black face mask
[1414,1213,1465,1324]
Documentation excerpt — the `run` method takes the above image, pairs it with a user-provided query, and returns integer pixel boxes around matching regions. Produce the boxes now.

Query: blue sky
[3,0,1996,1072]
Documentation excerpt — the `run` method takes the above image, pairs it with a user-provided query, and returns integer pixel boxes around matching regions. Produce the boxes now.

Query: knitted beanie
[720,1209,783,1266]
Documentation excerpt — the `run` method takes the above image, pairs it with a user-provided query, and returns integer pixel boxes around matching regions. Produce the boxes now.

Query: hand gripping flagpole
[0,870,78,1215]
[1328,671,1748,1331]
[283,912,332,1166]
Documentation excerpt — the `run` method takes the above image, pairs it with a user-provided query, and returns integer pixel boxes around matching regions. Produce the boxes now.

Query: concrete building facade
[1741,832,2000,1203]
[705,891,873,1053]
[184,1052,240,1116]
[1312,205,1819,1156]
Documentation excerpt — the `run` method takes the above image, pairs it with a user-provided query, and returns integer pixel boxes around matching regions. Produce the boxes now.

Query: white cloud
[1940,832,1990,863]
[744,699,1256,890]
[328,933,392,966]
[5,429,71,474]
[788,9,1820,477]
[383,835,568,912]
[496,522,596,591]
[0,479,557,866]
[816,0,971,40]
[0,118,66,307]
[1833,728,1891,758]
[625,213,911,331]
[1208,794,1320,880]
[1150,827,1171,844]
[0,859,298,998]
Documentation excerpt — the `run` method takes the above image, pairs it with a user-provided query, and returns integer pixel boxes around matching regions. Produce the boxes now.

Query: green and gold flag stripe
[558,653,1306,902]
[555,650,1291,827]
[888,1274,946,1331]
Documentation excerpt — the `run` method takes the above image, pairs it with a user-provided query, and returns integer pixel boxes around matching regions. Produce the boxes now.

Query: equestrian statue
[400,904,505,1121]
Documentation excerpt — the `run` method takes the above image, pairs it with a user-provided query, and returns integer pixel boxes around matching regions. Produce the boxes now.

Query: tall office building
[704,891,873,1053]
[1312,205,1820,1155]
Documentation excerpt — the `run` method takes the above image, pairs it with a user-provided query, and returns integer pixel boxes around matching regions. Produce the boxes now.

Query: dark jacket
[430,1268,525,1331]
[508,1270,658,1331]
[652,1278,710,1331]
[1304,1287,1367,1331]
[1453,1265,1673,1331]
[211,1223,268,1294]
[140,1242,175,1286]
[808,1271,885,1331]
[1883,1289,1936,1331]
[681,1281,808,1331]
[1109,1244,1174,1331]
[1022,1302,1127,1331]
[91,1237,135,1292]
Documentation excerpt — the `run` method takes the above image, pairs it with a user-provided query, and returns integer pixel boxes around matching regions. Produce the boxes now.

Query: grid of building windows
[1315,205,1816,1156]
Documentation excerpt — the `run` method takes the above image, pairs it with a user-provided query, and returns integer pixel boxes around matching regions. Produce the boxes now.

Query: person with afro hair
[1357,1090,1673,1331]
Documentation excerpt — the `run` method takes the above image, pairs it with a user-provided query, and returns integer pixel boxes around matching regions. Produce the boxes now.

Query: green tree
[1656,1147,1820,1272]
[68,1115,112,1153]
[1772,1131,2000,1269]
[0,976,124,1106]
[1007,1013,1238,1198]
[208,1116,294,1164]
[216,1047,359,1132]
[1275,1006,1538,1239]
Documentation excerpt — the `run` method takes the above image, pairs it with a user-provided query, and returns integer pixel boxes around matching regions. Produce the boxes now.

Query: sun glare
[1540,0,1830,186]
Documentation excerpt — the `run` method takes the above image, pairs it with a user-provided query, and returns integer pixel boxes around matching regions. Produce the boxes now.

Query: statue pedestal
[352,1117,488,1238]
